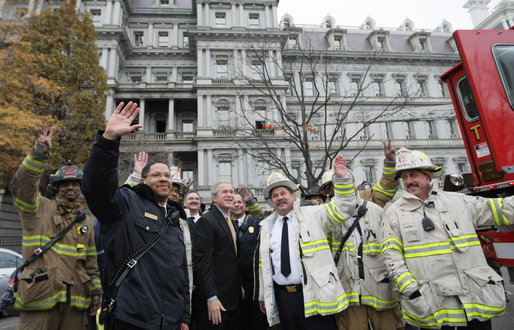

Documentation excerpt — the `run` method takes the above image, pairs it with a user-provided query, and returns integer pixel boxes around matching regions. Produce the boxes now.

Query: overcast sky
[277,0,502,30]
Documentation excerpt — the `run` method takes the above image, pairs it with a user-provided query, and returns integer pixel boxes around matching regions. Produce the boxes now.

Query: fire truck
[440,27,514,267]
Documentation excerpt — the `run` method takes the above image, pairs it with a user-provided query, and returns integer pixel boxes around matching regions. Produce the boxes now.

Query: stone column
[172,66,178,82]
[231,3,237,27]
[108,48,117,78]
[239,3,244,27]
[99,48,108,70]
[168,99,175,131]
[28,0,36,15]
[147,24,154,47]
[237,149,244,186]
[105,95,114,121]
[197,49,204,76]
[197,2,203,25]
[36,0,44,14]
[205,3,210,26]
[271,5,278,28]
[104,1,113,25]
[264,5,270,29]
[145,66,152,83]
[241,49,247,77]
[172,24,178,48]
[198,149,205,187]
[139,99,146,129]
[206,95,212,127]
[207,149,214,186]
[206,49,211,77]
[197,95,205,128]
[113,1,122,26]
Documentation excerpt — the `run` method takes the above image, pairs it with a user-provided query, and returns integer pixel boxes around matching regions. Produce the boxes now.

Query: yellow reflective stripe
[15,290,66,310]
[373,182,396,197]
[450,233,481,249]
[395,272,416,292]
[402,307,467,327]
[258,257,262,268]
[361,294,399,309]
[489,198,510,226]
[248,203,261,212]
[70,295,91,309]
[334,182,354,195]
[14,193,41,213]
[362,242,381,254]
[22,154,47,173]
[23,235,97,257]
[463,302,506,319]
[300,239,330,254]
[304,292,359,316]
[383,166,395,175]
[403,241,453,259]
[324,201,346,224]
[380,237,404,255]
[91,278,102,291]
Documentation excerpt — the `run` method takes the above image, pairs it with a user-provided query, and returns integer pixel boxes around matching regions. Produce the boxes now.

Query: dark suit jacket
[192,206,241,312]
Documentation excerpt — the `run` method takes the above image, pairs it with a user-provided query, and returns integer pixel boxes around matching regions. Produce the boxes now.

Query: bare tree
[222,40,415,192]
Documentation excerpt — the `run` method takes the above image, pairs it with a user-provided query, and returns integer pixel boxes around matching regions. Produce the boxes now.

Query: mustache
[276,199,288,205]
[406,183,419,189]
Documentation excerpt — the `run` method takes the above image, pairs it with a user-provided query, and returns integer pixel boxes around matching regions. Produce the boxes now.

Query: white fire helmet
[394,147,442,177]
[170,166,185,188]
[262,172,300,206]
[319,169,334,196]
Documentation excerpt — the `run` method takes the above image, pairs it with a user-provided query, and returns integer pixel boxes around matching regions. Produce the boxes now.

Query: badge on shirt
[144,212,158,221]
[248,226,254,233]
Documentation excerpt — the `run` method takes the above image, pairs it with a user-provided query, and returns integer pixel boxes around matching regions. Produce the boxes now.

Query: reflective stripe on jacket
[334,195,399,311]
[10,151,101,311]
[258,175,355,326]
[379,186,513,328]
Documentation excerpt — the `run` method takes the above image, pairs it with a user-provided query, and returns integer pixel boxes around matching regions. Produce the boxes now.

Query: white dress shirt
[269,211,302,285]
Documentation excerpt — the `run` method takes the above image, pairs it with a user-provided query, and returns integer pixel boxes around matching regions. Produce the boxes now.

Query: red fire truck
[440,27,514,267]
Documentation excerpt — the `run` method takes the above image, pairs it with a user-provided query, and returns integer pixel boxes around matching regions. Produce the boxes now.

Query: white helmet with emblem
[394,147,442,177]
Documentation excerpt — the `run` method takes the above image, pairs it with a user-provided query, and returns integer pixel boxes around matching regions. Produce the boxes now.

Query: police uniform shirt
[269,211,302,285]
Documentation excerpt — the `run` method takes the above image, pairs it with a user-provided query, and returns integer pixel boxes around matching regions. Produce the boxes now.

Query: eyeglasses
[422,201,435,232]
[146,172,171,179]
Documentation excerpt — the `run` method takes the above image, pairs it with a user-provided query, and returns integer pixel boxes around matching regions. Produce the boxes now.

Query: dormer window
[283,20,290,28]
[334,38,342,50]
[288,37,298,49]
[408,32,431,53]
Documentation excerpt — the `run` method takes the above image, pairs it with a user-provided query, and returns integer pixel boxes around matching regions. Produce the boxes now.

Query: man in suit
[193,182,241,329]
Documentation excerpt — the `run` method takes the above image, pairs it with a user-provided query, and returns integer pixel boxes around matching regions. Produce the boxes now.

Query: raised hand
[333,154,348,178]
[239,186,253,201]
[133,152,148,175]
[383,140,396,161]
[35,124,56,155]
[103,101,142,140]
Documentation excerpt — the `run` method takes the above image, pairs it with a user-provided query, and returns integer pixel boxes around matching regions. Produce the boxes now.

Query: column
[198,149,205,187]
[36,0,44,14]
[197,49,204,76]
[266,50,273,78]
[147,24,154,47]
[206,95,212,127]
[207,149,214,186]
[237,149,244,186]
[271,5,278,28]
[104,95,114,121]
[145,66,152,83]
[231,3,237,27]
[197,95,205,128]
[264,5,270,29]
[168,99,175,131]
[104,1,113,25]
[113,0,122,26]
[241,49,246,76]
[108,48,117,78]
[205,3,210,26]
[197,2,203,25]
[239,3,244,27]
[99,48,108,70]
[28,0,36,14]
[172,24,178,48]
[205,49,211,77]
[233,49,238,77]
[172,66,178,82]
[75,0,82,10]
[138,99,146,129]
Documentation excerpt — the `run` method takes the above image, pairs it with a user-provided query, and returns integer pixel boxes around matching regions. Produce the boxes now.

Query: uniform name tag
[144,212,158,221]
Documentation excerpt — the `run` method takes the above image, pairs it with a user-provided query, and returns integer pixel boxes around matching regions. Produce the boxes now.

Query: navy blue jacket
[82,133,190,329]
[236,215,261,293]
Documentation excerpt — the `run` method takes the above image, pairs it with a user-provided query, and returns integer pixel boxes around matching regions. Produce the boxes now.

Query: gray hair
[211,182,232,196]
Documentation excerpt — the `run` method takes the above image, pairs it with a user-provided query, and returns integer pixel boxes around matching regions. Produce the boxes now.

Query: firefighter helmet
[394,147,442,177]
[170,166,185,188]
[49,164,83,186]
[262,172,300,204]
[319,169,334,196]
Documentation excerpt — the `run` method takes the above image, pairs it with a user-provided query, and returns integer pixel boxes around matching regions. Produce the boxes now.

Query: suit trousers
[274,283,335,330]
[335,305,404,330]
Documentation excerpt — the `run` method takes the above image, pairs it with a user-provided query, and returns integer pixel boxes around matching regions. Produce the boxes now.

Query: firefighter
[304,185,325,204]
[379,147,514,329]
[258,155,355,329]
[10,124,102,329]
